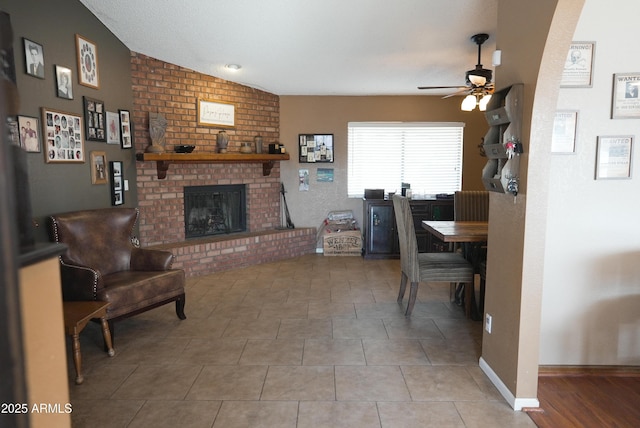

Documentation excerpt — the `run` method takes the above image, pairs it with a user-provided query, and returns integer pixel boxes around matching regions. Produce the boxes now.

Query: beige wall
[280,95,488,232]
[480,0,584,408]
[542,0,640,365]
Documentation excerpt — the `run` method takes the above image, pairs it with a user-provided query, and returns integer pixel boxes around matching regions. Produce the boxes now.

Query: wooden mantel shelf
[136,152,290,179]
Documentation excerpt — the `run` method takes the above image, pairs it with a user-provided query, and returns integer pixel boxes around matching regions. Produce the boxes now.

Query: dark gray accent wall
[3,0,135,242]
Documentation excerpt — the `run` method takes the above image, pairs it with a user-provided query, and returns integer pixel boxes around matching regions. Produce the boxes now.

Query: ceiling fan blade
[442,88,472,98]
[417,85,467,90]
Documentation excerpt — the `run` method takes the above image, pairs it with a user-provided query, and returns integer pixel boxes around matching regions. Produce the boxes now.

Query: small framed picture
[83,96,106,142]
[595,136,633,180]
[551,111,578,154]
[298,134,334,163]
[23,38,44,79]
[41,107,84,163]
[17,115,41,153]
[55,65,73,99]
[75,34,99,89]
[90,151,108,184]
[611,73,640,119]
[119,109,132,149]
[560,42,595,88]
[6,117,19,147]
[110,161,124,206]
[106,111,121,144]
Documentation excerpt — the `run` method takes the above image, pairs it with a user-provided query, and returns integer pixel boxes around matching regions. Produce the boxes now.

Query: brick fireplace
[130,53,316,277]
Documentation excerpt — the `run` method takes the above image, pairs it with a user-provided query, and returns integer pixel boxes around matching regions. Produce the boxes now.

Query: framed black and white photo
[595,135,633,180]
[106,111,120,144]
[17,115,41,153]
[560,42,595,87]
[41,107,84,163]
[55,65,73,99]
[551,111,578,154]
[110,161,124,206]
[298,134,334,163]
[6,117,19,147]
[23,38,44,79]
[76,34,99,89]
[611,73,640,119]
[119,109,132,148]
[83,96,106,142]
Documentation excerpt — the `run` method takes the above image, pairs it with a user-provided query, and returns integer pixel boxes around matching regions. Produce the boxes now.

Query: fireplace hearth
[184,184,246,239]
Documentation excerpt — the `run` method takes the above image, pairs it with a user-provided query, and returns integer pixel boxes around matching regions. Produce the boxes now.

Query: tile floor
[67,254,536,427]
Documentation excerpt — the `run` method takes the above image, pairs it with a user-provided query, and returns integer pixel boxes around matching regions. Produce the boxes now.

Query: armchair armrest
[59,260,101,301]
[130,247,174,271]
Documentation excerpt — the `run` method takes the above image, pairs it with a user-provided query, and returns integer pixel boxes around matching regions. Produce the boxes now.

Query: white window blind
[347,122,464,198]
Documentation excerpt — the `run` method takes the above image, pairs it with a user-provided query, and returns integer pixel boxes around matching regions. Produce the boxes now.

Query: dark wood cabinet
[362,198,454,259]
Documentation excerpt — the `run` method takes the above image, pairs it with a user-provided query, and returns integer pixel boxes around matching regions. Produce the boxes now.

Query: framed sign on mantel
[197,98,235,127]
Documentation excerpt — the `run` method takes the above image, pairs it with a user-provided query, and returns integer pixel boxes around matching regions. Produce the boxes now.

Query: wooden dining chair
[454,190,489,221]
[454,190,489,316]
[392,195,474,316]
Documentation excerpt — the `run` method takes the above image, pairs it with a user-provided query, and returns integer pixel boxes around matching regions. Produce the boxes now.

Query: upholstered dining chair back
[454,191,489,221]
[392,194,420,282]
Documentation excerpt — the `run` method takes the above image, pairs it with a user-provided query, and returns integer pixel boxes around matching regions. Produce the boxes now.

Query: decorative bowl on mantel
[174,145,195,153]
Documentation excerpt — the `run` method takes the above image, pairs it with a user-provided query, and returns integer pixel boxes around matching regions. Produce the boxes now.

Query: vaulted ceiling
[80,0,498,96]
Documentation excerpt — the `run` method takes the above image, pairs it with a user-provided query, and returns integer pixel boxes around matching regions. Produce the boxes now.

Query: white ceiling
[79,0,498,96]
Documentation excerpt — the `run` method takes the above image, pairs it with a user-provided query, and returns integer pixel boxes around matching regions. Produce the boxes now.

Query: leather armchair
[49,208,186,342]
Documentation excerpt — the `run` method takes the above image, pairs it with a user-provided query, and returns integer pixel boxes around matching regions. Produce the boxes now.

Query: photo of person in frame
[624,81,638,99]
[56,66,73,99]
[24,38,44,78]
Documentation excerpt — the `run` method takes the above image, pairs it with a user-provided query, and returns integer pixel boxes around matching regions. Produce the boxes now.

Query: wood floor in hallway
[526,373,640,427]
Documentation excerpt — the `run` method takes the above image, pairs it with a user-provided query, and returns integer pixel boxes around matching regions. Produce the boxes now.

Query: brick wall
[130,53,316,275]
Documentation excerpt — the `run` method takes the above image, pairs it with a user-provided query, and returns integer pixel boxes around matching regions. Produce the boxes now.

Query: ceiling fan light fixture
[478,94,492,111]
[469,75,487,86]
[461,94,477,111]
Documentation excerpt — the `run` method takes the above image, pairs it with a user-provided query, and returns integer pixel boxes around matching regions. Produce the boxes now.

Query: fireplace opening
[184,185,246,239]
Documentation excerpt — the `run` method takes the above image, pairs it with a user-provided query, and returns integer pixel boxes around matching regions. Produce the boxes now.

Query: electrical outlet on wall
[485,313,492,334]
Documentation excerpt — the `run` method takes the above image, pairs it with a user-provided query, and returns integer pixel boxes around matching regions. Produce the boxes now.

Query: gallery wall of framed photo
[556,40,638,180]
[7,11,136,212]
[4,1,140,243]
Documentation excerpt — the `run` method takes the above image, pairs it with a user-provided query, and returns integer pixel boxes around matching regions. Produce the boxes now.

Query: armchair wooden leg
[100,317,115,357]
[405,281,419,316]
[397,273,408,303]
[175,293,186,320]
[104,320,115,352]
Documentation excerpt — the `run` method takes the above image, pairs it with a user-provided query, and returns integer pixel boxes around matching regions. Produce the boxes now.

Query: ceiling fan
[418,33,494,110]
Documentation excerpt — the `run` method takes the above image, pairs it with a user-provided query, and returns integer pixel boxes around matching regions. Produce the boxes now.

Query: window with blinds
[347,122,464,198]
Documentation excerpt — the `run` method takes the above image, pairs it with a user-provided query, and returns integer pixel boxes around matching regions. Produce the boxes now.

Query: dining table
[421,220,488,320]
[421,220,488,244]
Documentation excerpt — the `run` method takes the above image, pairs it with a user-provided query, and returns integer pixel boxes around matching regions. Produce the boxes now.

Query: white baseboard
[479,357,540,411]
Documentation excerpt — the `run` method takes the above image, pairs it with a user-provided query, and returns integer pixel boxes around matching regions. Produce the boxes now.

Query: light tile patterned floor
[67,254,536,427]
